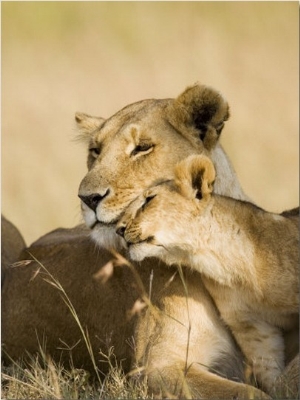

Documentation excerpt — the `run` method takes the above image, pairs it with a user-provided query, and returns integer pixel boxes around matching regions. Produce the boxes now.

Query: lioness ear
[75,112,105,135]
[167,84,229,150]
[175,155,215,200]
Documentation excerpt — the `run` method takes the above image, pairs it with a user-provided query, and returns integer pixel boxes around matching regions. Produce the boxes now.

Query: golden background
[2,2,299,245]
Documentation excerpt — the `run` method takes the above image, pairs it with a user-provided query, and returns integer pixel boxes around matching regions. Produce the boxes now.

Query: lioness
[116,154,299,394]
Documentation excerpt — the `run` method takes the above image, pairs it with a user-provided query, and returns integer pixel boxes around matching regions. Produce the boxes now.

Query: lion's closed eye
[131,143,154,157]
[141,194,156,211]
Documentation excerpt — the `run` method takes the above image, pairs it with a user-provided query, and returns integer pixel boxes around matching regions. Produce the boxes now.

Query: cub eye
[141,194,156,211]
[131,143,154,157]
[89,147,101,158]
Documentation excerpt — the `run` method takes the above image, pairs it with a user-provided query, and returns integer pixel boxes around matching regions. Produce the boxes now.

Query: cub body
[117,155,299,393]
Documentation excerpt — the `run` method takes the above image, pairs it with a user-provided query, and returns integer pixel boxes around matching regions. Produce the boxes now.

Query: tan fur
[117,155,299,393]
[2,225,270,399]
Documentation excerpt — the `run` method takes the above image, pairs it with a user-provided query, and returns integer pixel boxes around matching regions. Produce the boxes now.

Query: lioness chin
[116,154,299,394]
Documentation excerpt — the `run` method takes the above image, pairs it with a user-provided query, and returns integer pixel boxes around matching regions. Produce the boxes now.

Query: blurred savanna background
[2,2,299,246]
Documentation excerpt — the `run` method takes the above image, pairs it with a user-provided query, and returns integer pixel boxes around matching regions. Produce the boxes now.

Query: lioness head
[77,84,245,248]
[116,155,215,263]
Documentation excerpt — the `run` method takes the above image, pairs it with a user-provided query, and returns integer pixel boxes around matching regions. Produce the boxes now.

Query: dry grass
[1,352,150,400]
[1,253,152,400]
[2,2,299,245]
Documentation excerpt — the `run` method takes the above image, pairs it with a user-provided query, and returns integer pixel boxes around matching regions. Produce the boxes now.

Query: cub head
[77,84,239,249]
[116,154,215,263]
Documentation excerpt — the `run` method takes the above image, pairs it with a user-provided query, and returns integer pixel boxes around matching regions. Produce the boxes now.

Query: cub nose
[116,225,126,238]
[79,190,109,212]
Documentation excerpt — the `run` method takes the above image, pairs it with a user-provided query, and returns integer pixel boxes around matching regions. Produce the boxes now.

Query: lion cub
[116,154,299,393]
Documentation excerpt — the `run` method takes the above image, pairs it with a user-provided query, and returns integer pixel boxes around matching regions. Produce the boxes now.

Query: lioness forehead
[94,98,171,140]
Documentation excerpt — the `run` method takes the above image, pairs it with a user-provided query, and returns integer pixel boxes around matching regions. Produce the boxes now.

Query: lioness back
[2,225,136,373]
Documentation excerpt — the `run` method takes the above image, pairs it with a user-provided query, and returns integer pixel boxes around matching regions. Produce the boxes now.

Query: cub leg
[143,361,270,399]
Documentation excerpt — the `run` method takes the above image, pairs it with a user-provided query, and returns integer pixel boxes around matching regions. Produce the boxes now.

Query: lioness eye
[89,147,101,158]
[131,143,153,157]
[142,194,156,211]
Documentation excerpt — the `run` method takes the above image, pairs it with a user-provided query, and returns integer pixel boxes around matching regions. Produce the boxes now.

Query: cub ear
[174,155,216,200]
[167,83,229,150]
[75,112,105,135]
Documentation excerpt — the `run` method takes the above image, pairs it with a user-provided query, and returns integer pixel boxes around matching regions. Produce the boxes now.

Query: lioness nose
[116,225,126,238]
[79,190,109,212]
